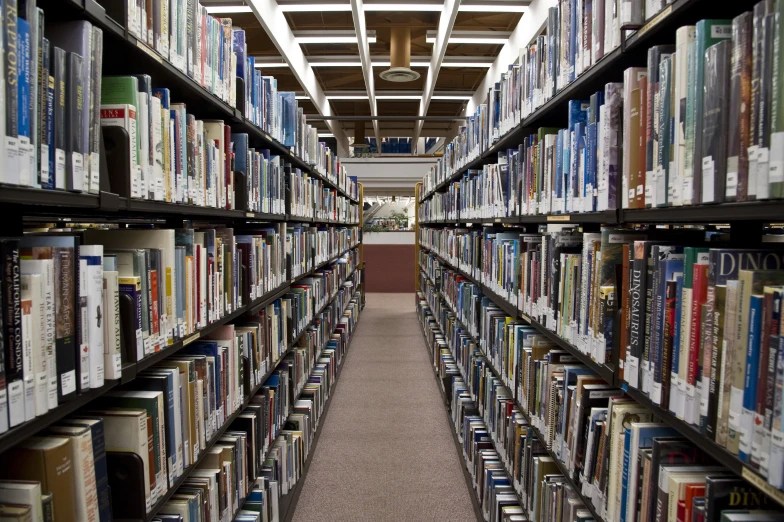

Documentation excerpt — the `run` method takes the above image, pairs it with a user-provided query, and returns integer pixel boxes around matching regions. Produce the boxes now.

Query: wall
[341,157,436,195]
[363,232,415,292]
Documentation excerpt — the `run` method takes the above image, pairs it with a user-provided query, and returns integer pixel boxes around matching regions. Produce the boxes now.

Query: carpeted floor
[290,293,479,522]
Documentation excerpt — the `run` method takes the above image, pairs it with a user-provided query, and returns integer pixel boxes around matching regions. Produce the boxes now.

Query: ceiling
[204,0,527,151]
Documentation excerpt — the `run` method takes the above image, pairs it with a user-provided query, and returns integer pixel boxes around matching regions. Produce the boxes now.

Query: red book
[150,269,160,352]
[687,264,708,389]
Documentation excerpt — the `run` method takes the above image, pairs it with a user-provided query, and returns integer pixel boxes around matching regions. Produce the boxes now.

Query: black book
[704,476,771,521]
[52,47,66,190]
[4,0,18,140]
[700,40,731,204]
[65,52,84,192]
[134,74,154,199]
[644,437,701,522]
[1,240,23,428]
[90,26,103,192]
[39,37,50,188]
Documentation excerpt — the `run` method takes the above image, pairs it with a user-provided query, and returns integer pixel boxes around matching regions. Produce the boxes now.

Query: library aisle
[291,293,479,522]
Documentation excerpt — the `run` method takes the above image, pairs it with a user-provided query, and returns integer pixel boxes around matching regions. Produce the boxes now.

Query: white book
[91,409,151,513]
[673,26,696,207]
[0,481,43,522]
[83,229,177,346]
[150,95,164,201]
[102,270,122,381]
[47,424,100,522]
[100,104,139,198]
[80,245,104,389]
[136,91,150,199]
[20,274,47,418]
[20,259,57,410]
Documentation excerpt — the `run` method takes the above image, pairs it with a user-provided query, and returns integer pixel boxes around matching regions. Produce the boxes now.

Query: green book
[770,0,784,197]
[100,391,166,498]
[101,76,141,178]
[690,19,732,204]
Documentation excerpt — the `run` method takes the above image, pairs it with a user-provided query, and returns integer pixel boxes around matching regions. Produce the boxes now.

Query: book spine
[3,241,24,427]
[740,294,764,462]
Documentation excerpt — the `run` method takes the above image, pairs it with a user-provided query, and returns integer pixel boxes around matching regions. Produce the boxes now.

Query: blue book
[232,133,249,175]
[61,417,112,522]
[669,274,684,415]
[44,39,55,189]
[124,371,179,483]
[17,17,31,142]
[740,294,764,462]
[619,423,679,522]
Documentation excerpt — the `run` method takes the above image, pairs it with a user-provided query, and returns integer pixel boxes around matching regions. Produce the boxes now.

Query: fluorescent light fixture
[440,61,492,68]
[294,30,377,44]
[426,30,511,44]
[253,62,289,68]
[376,95,422,100]
[311,61,362,67]
[432,95,473,100]
[326,95,370,100]
[364,3,442,10]
[458,4,528,11]
[279,3,351,11]
[204,5,252,13]
[279,2,443,11]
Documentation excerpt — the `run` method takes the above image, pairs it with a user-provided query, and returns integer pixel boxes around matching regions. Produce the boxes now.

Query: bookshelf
[0,4,364,522]
[414,0,784,508]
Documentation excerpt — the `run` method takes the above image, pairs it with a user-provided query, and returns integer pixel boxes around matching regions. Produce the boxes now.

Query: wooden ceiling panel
[329,99,372,115]
[425,100,466,116]
[314,68,369,90]
[283,12,355,30]
[453,12,523,31]
[377,100,420,115]
[435,68,488,92]
[445,42,505,57]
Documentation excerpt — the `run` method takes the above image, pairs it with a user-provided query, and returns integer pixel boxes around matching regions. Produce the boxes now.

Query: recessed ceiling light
[327,95,370,100]
[458,4,528,12]
[294,30,377,44]
[311,61,363,67]
[432,95,472,100]
[376,95,422,100]
[426,30,511,44]
[204,5,252,13]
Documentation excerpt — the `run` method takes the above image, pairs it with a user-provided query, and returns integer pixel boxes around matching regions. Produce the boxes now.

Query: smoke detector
[380,28,420,83]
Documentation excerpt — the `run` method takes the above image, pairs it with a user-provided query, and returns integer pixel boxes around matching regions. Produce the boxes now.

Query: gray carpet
[290,293,479,522]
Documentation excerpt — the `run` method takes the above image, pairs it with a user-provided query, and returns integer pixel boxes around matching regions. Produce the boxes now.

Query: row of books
[421,7,784,210]
[0,282,362,522]
[622,10,784,208]
[418,254,784,522]
[287,225,359,281]
[0,225,356,433]
[126,0,237,109]
[416,292,525,522]
[417,222,784,494]
[0,4,355,209]
[289,170,360,222]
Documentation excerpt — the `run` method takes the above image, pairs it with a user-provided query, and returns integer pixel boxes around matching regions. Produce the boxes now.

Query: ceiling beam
[412,0,461,150]
[245,0,352,156]
[349,0,383,152]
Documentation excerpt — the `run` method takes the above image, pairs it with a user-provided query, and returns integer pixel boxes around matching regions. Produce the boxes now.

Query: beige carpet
[290,293,479,522]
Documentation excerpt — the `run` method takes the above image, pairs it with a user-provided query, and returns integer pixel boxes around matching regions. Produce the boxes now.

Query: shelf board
[621,201,784,223]
[423,245,616,383]
[0,381,119,454]
[621,385,784,509]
